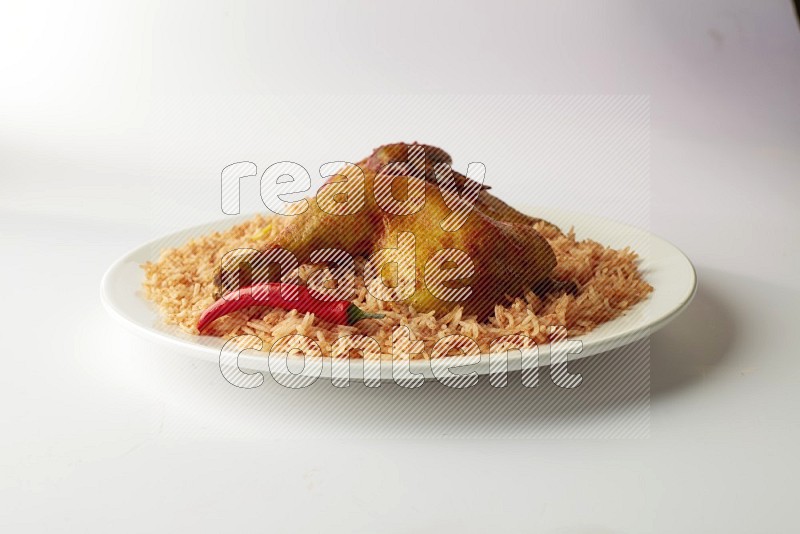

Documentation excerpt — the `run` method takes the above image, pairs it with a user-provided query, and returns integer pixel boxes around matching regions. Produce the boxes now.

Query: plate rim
[100,207,697,381]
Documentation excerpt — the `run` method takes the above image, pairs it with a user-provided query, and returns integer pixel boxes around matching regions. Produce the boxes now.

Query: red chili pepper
[197,283,384,333]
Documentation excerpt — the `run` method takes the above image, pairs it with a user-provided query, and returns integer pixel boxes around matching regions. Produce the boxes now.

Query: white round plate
[101,208,695,382]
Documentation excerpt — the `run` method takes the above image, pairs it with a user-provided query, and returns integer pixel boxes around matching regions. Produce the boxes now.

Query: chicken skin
[216,143,564,321]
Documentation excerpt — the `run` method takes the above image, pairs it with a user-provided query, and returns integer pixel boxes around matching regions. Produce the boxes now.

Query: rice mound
[142,214,652,359]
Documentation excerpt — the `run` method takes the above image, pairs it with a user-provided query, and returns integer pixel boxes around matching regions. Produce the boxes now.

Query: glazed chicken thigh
[216,143,565,321]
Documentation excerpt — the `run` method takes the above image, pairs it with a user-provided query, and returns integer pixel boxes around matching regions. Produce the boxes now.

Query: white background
[2,1,800,532]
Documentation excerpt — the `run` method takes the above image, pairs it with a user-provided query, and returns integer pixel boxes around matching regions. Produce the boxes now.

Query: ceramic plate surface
[101,208,696,382]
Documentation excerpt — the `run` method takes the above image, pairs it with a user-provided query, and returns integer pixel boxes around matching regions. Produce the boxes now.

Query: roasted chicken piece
[216,143,567,321]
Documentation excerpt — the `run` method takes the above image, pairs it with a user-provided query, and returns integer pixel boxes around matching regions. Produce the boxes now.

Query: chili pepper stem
[346,303,385,325]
